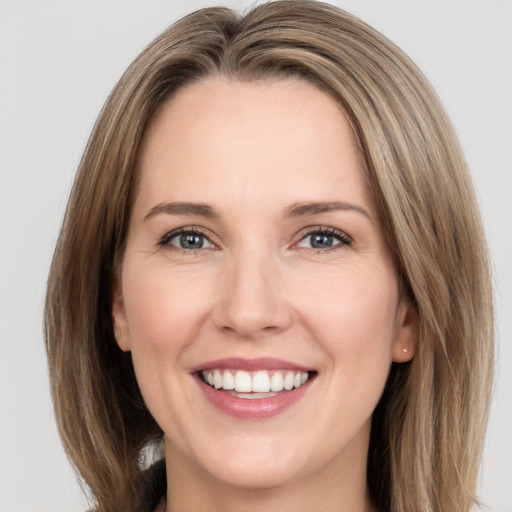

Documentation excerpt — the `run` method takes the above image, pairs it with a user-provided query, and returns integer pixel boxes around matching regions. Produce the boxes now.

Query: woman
[44,1,494,511]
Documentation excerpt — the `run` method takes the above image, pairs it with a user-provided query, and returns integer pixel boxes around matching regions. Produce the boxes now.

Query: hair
[44,1,494,511]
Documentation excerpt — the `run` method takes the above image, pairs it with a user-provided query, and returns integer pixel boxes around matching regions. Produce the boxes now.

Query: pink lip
[196,377,312,420]
[192,357,311,372]
[192,357,315,421]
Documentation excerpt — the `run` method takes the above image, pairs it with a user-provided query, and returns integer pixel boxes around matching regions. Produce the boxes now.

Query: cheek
[122,264,213,354]
[120,265,214,427]
[296,263,398,368]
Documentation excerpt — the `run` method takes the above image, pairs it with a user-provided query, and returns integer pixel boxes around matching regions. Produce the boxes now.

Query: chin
[207,459,303,490]
[185,436,310,490]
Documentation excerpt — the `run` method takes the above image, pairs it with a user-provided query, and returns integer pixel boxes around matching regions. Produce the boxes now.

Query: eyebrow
[283,201,371,220]
[143,200,370,222]
[144,202,220,221]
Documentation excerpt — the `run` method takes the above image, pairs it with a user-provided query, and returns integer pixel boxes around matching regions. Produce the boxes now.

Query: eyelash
[157,227,216,254]
[157,226,352,254]
[294,226,352,253]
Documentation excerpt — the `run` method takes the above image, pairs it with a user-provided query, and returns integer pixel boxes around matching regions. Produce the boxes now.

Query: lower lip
[196,375,312,420]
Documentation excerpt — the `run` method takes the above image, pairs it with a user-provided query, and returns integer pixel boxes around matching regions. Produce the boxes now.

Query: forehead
[134,76,372,214]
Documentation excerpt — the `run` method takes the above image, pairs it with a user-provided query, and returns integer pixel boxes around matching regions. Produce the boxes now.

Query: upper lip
[191,357,312,373]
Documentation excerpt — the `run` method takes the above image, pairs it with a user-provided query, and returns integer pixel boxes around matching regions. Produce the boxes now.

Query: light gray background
[1,1,511,511]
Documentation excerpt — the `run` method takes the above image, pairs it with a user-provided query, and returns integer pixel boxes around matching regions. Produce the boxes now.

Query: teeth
[234,370,252,392]
[252,371,271,392]
[270,372,284,392]
[201,369,309,393]
[283,372,294,390]
[222,370,235,390]
[213,369,223,389]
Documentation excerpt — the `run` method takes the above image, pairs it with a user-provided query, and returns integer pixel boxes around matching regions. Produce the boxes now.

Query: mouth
[199,368,312,399]
[193,358,316,420]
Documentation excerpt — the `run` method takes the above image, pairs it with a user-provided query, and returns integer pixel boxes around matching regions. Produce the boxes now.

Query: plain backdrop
[1,1,511,511]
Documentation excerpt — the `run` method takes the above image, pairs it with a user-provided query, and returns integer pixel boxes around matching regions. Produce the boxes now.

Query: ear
[112,279,131,352]
[392,298,419,363]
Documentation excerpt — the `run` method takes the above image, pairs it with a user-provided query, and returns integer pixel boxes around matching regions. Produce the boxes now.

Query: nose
[212,248,292,339]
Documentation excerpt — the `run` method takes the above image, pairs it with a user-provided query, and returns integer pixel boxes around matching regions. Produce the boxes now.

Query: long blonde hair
[45,2,493,511]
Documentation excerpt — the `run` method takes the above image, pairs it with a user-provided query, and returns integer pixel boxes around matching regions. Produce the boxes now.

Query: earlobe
[392,299,419,363]
[112,280,131,352]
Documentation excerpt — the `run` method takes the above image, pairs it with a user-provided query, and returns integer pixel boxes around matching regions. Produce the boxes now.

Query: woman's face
[113,77,417,493]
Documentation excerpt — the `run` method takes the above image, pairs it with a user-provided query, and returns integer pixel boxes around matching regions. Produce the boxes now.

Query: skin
[112,77,418,512]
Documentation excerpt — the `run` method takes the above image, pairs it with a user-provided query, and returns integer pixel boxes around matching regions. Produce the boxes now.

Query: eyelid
[293,225,352,249]
[158,226,219,250]
[156,224,351,252]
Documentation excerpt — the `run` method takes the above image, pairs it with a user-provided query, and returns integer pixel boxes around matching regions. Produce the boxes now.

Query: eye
[296,228,351,250]
[159,228,216,251]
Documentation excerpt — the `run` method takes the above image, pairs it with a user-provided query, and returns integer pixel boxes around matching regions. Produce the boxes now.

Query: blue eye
[310,233,335,248]
[173,233,205,249]
[297,229,350,250]
[160,229,215,250]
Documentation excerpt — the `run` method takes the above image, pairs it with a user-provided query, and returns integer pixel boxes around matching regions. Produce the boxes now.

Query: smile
[200,369,309,395]
[194,358,316,420]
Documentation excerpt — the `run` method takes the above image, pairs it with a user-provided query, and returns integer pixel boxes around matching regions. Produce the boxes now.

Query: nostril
[220,323,282,339]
